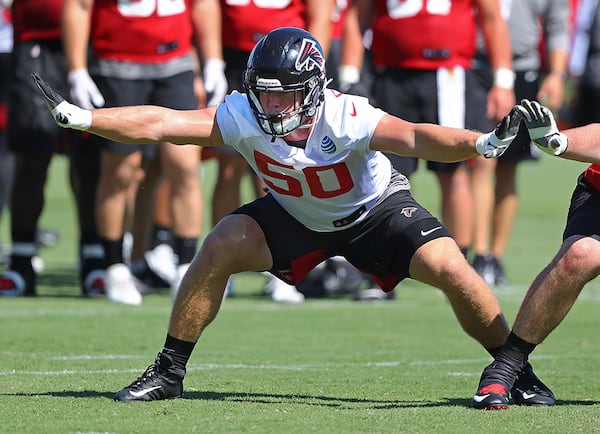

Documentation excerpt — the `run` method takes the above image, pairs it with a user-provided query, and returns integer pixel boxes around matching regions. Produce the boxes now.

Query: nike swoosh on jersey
[129,386,162,397]
[420,226,442,236]
[350,102,357,117]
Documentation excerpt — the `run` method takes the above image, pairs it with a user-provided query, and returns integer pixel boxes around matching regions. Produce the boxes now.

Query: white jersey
[216,89,392,232]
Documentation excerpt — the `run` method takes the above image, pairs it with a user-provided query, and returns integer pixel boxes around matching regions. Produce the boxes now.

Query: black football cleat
[511,362,556,406]
[472,253,496,287]
[472,383,509,410]
[114,353,185,402]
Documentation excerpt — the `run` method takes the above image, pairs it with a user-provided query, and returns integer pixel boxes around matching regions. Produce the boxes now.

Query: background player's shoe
[105,263,142,305]
[511,362,556,406]
[0,270,27,297]
[114,353,185,402]
[36,228,60,248]
[472,253,495,286]
[263,276,304,303]
[82,269,106,297]
[170,263,190,301]
[492,256,508,286]
[472,383,509,410]
[131,243,177,290]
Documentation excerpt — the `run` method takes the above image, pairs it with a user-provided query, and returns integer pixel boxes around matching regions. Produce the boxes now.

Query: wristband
[493,67,515,90]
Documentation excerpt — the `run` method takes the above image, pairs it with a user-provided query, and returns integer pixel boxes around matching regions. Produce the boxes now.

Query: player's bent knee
[410,238,469,286]
[561,236,600,277]
[201,215,271,271]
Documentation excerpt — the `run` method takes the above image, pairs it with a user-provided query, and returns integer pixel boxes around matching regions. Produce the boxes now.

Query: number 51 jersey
[216,89,393,232]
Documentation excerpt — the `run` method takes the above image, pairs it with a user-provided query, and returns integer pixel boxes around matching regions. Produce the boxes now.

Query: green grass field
[1,154,599,433]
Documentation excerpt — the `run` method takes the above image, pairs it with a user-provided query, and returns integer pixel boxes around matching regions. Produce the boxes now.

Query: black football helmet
[243,27,327,138]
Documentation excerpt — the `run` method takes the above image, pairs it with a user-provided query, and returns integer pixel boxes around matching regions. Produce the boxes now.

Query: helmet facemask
[246,74,324,137]
[243,28,327,139]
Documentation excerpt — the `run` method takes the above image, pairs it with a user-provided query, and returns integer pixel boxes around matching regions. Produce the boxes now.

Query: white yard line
[0,354,576,377]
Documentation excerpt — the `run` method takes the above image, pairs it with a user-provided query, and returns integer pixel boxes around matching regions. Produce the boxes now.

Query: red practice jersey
[12,0,63,42]
[221,0,308,52]
[371,0,477,70]
[90,0,193,63]
[584,164,600,193]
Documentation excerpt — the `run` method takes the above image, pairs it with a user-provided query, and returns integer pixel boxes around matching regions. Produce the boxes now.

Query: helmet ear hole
[243,27,326,137]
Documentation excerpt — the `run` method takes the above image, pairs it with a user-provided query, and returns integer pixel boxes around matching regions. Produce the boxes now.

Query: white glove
[203,58,227,106]
[338,65,360,93]
[516,99,568,156]
[32,73,92,130]
[68,68,105,109]
[475,106,522,158]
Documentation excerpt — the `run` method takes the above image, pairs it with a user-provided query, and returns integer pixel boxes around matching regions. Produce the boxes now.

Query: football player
[472,99,600,409]
[33,27,551,404]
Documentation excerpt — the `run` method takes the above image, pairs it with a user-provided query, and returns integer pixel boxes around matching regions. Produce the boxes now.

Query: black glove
[475,106,522,158]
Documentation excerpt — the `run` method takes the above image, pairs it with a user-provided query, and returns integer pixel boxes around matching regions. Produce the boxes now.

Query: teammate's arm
[306,0,335,57]
[554,125,600,164]
[62,0,91,72]
[477,0,515,122]
[191,0,227,106]
[62,0,105,108]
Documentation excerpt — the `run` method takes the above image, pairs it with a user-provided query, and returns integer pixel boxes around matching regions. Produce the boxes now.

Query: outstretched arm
[90,105,222,146]
[32,73,223,147]
[371,108,522,161]
[517,98,600,164]
[548,124,600,164]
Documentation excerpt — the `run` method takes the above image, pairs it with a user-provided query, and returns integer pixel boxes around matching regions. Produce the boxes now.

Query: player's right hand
[475,106,522,158]
[515,98,568,156]
[68,68,105,109]
[31,72,92,131]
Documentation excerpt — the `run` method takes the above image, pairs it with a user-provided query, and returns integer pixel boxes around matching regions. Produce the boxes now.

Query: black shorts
[373,68,473,176]
[232,189,452,291]
[575,82,600,126]
[89,71,197,157]
[0,51,10,153]
[466,66,495,132]
[499,70,540,164]
[7,40,73,155]
[563,173,600,240]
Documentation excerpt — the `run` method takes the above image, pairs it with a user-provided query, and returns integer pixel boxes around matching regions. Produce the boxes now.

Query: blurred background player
[0,1,13,268]
[62,0,226,304]
[469,0,570,286]
[213,0,334,302]
[569,0,600,128]
[340,0,515,293]
[0,0,102,297]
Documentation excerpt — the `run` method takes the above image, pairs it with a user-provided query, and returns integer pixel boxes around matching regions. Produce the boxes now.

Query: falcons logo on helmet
[295,38,324,72]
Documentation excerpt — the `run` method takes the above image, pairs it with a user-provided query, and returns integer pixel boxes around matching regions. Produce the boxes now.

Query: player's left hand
[31,73,92,131]
[203,58,228,107]
[475,106,522,158]
[516,98,568,156]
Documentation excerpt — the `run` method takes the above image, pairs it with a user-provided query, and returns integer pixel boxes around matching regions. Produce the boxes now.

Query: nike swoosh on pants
[420,226,442,237]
